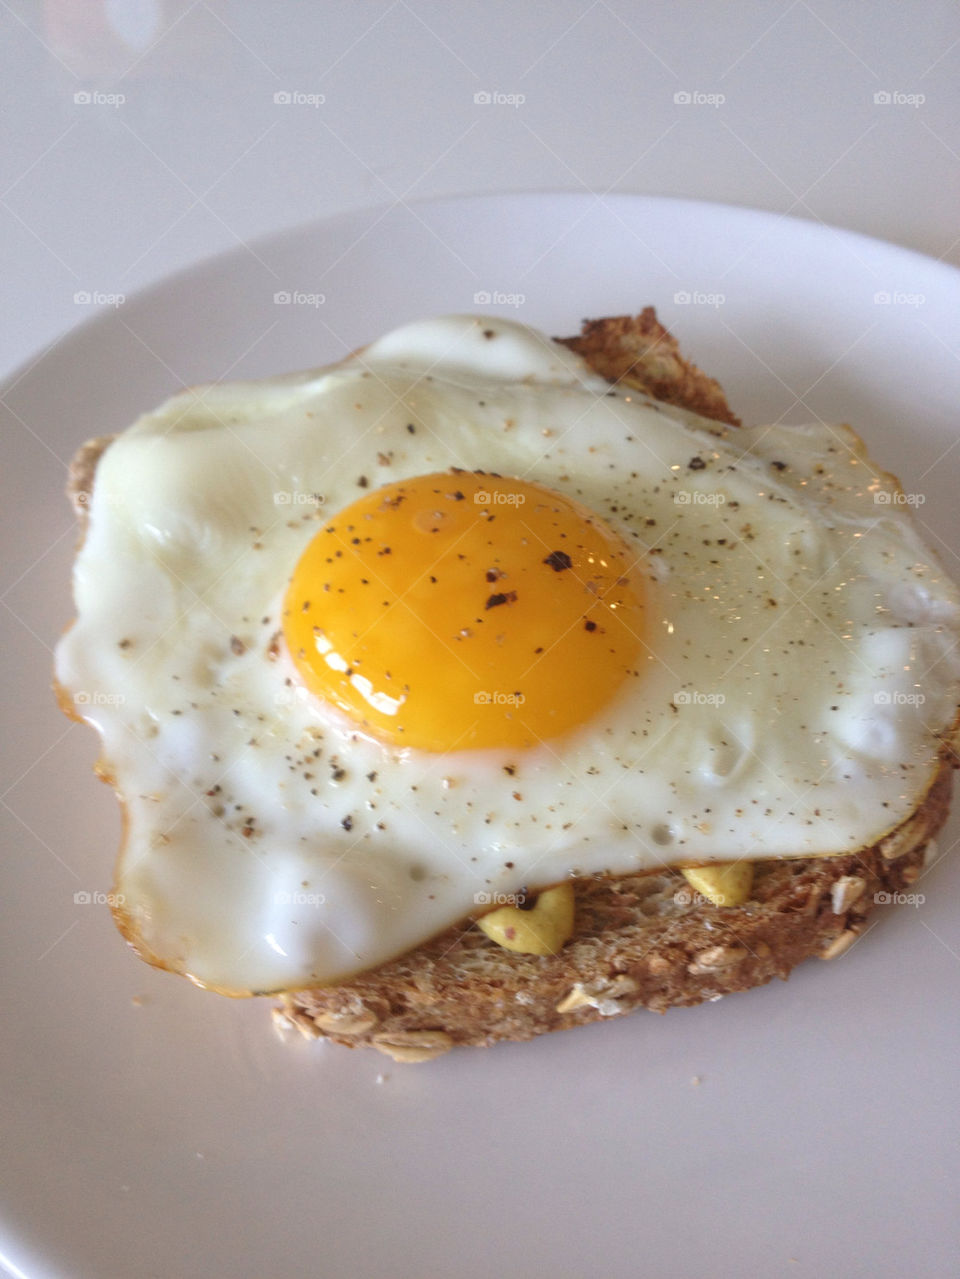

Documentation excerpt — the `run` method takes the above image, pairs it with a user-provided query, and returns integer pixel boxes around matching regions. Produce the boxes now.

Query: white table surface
[2,0,958,380]
[3,5,960,1279]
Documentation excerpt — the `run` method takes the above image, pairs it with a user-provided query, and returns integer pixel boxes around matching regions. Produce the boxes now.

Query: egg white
[56,315,960,992]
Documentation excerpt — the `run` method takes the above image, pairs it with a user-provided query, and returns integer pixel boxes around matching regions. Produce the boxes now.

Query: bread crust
[282,761,950,1052]
[58,312,956,1057]
[557,310,740,426]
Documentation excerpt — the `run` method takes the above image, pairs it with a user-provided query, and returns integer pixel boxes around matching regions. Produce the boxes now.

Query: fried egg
[55,315,960,994]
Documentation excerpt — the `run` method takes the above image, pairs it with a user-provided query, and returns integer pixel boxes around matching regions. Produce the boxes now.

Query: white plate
[3,194,959,1279]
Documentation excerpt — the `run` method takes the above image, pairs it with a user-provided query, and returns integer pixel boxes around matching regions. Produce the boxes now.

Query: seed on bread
[819,928,861,960]
[555,974,639,1015]
[313,1009,380,1035]
[371,1030,453,1063]
[687,945,749,974]
[272,1006,322,1040]
[830,876,866,914]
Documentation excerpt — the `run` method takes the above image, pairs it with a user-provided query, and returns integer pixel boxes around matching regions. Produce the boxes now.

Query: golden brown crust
[67,434,115,519]
[557,309,740,427]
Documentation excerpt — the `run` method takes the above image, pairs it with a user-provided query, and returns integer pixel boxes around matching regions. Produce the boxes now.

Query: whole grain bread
[281,762,950,1058]
[63,312,957,1060]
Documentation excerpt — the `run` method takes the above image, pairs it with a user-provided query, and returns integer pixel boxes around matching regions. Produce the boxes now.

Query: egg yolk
[283,471,646,751]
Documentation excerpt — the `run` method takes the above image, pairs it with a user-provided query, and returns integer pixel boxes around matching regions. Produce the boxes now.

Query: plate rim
[4,189,960,400]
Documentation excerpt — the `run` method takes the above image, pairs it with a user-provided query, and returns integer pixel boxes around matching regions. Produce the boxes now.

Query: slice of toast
[278,314,954,1058]
[281,769,948,1058]
[63,313,955,1060]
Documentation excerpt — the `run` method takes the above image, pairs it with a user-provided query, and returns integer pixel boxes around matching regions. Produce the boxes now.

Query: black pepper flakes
[485,591,517,610]
[543,550,573,572]
[688,456,706,471]
[341,815,353,832]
